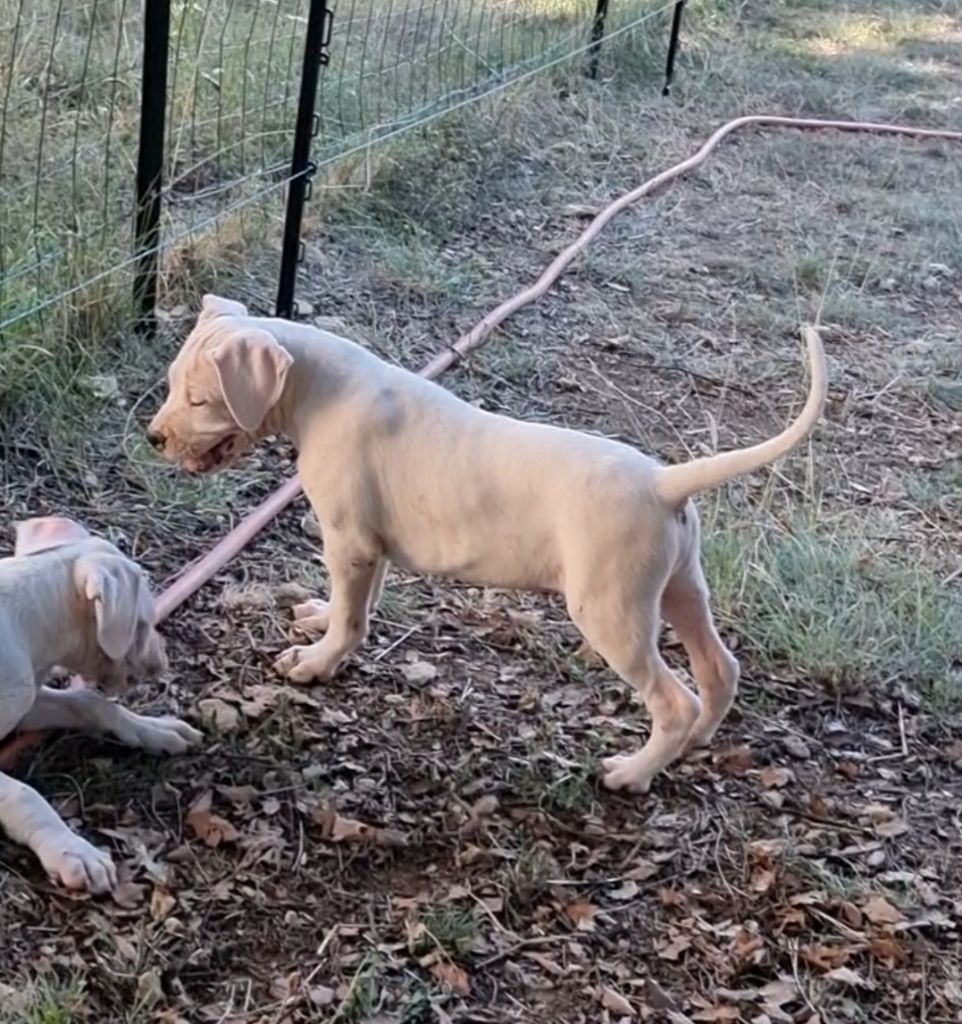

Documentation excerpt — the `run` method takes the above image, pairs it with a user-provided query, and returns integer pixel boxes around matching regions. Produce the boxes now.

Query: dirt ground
[3,2,962,1022]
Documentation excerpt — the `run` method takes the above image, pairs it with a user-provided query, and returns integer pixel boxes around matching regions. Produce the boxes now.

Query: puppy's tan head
[16,516,168,692]
[146,294,293,474]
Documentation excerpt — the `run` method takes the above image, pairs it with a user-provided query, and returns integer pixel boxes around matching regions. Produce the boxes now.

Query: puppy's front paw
[274,644,339,684]
[37,832,117,894]
[125,714,203,755]
[601,753,653,795]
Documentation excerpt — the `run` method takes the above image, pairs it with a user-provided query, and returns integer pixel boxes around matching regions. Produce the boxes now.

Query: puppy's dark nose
[146,430,164,450]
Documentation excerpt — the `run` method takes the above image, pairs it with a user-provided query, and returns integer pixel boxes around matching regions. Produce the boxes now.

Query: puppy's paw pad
[601,755,652,794]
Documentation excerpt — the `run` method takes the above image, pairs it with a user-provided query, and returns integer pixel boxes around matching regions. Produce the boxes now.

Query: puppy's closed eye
[188,396,207,408]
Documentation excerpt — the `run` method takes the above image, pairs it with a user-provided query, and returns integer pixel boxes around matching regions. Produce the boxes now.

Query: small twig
[476,934,570,970]
[470,892,514,937]
[373,623,419,663]
[781,803,871,836]
[898,701,909,757]
[807,906,869,942]
[788,940,825,1019]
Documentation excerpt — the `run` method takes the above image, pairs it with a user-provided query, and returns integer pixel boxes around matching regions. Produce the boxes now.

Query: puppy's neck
[256,325,363,448]
[0,556,91,677]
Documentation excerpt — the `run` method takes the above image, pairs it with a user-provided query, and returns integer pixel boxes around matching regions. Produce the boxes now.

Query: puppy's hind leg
[0,770,117,892]
[567,574,701,794]
[0,665,116,893]
[661,518,739,751]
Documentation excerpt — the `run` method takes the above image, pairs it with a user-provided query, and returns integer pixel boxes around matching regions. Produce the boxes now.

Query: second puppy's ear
[15,516,91,557]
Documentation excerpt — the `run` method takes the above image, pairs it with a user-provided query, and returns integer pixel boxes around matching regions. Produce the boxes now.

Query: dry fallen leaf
[308,800,406,846]
[186,791,240,847]
[801,944,854,972]
[523,951,565,976]
[430,961,470,996]
[150,887,177,922]
[825,966,875,990]
[463,794,499,835]
[666,1012,696,1024]
[869,935,909,967]
[782,735,811,760]
[731,927,764,965]
[112,880,147,909]
[609,879,640,901]
[238,684,279,718]
[860,803,896,823]
[309,986,336,1007]
[760,765,793,789]
[623,858,659,882]
[565,900,598,931]
[715,744,754,773]
[136,968,164,1008]
[114,933,139,963]
[601,986,635,1017]
[692,1008,740,1022]
[751,867,776,894]
[216,784,259,808]
[197,697,242,733]
[760,977,799,1023]
[332,815,373,842]
[658,933,692,961]
[863,894,904,926]
[402,659,438,684]
[942,980,962,1007]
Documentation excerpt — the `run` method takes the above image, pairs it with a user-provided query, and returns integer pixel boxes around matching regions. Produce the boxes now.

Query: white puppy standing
[0,516,201,892]
[148,295,826,794]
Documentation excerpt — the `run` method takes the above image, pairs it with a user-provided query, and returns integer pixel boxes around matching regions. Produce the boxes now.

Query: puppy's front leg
[19,687,202,756]
[291,558,388,636]
[275,542,381,684]
[0,771,117,893]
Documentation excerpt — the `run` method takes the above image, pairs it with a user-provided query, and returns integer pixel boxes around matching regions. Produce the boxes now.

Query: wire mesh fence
[320,0,675,150]
[0,0,681,349]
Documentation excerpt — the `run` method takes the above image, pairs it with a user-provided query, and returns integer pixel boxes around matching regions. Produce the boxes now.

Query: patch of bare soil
[4,7,962,1021]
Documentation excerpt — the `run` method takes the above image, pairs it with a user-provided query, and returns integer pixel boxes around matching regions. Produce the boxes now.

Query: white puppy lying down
[0,516,201,892]
[148,295,826,793]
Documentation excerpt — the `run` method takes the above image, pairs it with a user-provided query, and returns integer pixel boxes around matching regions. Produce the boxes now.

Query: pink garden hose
[3,114,961,771]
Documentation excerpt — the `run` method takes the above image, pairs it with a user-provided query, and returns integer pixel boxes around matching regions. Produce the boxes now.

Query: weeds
[414,905,480,962]
[705,516,962,703]
[0,977,84,1024]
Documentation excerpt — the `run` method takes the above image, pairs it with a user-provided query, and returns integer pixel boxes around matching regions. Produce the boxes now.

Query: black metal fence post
[586,0,610,80]
[133,0,171,335]
[662,0,686,96]
[275,0,331,319]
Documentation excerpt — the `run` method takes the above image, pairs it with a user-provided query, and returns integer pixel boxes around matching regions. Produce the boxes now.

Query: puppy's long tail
[655,325,827,509]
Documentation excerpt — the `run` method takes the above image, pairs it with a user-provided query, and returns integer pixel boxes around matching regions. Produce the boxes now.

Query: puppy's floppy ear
[76,555,156,660]
[199,293,249,323]
[15,515,91,557]
[207,328,293,433]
